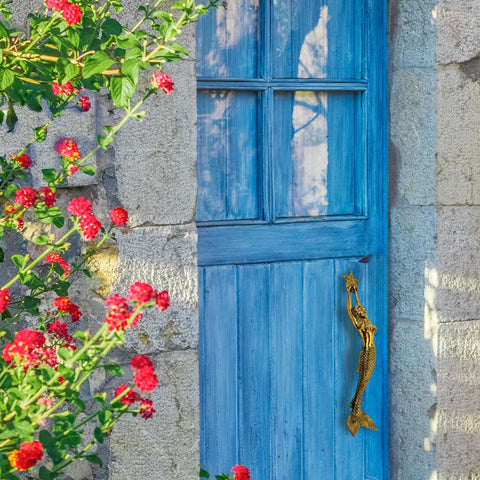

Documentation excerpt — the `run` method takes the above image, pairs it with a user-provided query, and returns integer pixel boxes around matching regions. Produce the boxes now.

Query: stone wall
[390,0,480,478]
[4,1,200,479]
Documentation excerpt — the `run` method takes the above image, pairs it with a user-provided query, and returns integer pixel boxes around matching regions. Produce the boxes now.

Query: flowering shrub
[0,0,225,477]
[200,464,251,480]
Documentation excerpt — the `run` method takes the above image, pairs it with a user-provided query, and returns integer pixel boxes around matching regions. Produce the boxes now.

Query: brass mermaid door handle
[342,271,378,437]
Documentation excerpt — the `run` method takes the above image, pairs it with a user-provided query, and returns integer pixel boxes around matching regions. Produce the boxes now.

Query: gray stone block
[389,206,437,321]
[115,224,198,352]
[389,68,437,206]
[437,0,480,64]
[437,321,480,478]
[436,207,480,322]
[389,318,437,480]
[389,0,437,69]
[109,350,199,480]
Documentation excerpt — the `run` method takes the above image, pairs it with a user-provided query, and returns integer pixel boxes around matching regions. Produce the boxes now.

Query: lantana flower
[151,72,174,94]
[8,441,43,471]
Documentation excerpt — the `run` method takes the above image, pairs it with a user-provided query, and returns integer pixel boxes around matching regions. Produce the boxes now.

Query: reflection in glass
[274,92,357,218]
[273,0,359,78]
[197,91,259,222]
[196,0,259,78]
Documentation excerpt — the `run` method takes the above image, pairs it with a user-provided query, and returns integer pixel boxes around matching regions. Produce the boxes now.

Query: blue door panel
[197,0,387,478]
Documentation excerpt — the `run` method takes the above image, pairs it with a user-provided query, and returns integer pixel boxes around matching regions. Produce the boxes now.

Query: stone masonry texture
[4,0,199,478]
[391,0,480,479]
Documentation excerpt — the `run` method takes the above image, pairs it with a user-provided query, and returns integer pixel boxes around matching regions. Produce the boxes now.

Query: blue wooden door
[196,1,387,478]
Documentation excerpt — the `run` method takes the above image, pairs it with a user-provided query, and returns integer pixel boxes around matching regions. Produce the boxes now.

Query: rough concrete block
[437,321,480,478]
[389,68,437,206]
[389,206,437,321]
[435,207,480,322]
[389,0,437,69]
[114,61,197,225]
[389,318,437,480]
[109,350,199,480]
[437,66,480,206]
[115,224,198,352]
[437,0,480,64]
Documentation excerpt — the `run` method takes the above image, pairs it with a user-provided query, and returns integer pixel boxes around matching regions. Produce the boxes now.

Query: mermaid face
[352,305,367,319]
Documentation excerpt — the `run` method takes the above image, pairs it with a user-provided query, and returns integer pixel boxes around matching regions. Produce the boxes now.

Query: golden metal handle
[342,271,378,436]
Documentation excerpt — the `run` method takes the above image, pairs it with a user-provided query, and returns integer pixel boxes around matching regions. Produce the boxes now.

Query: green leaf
[21,274,43,291]
[4,183,18,198]
[34,205,64,228]
[57,347,73,362]
[199,468,210,478]
[6,102,17,132]
[11,254,26,269]
[42,168,57,183]
[80,165,96,176]
[93,392,106,404]
[53,280,70,296]
[85,454,103,467]
[0,247,4,263]
[0,68,14,90]
[64,431,82,448]
[102,18,122,35]
[116,33,140,49]
[102,362,124,376]
[94,427,104,444]
[171,1,185,9]
[33,235,49,245]
[83,51,115,79]
[73,330,90,342]
[110,76,135,108]
[12,420,35,437]
[39,430,54,449]
[120,59,140,86]
[96,134,113,150]
[22,295,41,314]
[62,62,80,83]
[39,466,54,480]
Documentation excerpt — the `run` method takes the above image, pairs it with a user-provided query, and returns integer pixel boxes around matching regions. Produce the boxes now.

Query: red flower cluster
[45,253,71,277]
[0,288,10,313]
[127,282,155,305]
[48,320,75,349]
[12,153,32,169]
[52,80,78,96]
[132,356,158,393]
[114,384,141,405]
[140,399,156,419]
[15,187,37,209]
[8,441,43,471]
[104,294,133,331]
[77,96,91,112]
[68,197,102,240]
[79,214,102,240]
[68,197,92,217]
[55,137,81,161]
[68,165,80,176]
[45,0,83,24]
[38,187,56,208]
[156,290,170,312]
[151,72,174,94]
[113,384,156,419]
[62,2,83,25]
[54,297,82,322]
[231,465,251,480]
[110,207,128,226]
[16,218,24,231]
[3,329,58,369]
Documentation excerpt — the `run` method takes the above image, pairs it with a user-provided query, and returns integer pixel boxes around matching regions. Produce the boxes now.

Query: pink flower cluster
[151,72,174,94]
[54,296,82,322]
[55,137,81,161]
[110,207,128,226]
[45,0,83,25]
[12,153,32,169]
[45,253,71,278]
[52,80,79,97]
[14,187,56,210]
[67,197,102,240]
[3,329,58,369]
[48,320,76,350]
[113,354,158,419]
[104,285,169,331]
[231,465,251,480]
[0,288,10,313]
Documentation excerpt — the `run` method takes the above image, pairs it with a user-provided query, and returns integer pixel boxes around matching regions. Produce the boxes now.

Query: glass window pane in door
[273,91,359,218]
[197,90,260,222]
[196,1,259,78]
[272,0,360,79]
